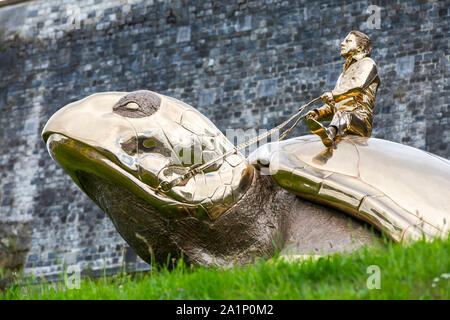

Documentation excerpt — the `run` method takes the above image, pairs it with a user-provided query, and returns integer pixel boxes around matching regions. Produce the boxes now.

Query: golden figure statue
[305,30,380,147]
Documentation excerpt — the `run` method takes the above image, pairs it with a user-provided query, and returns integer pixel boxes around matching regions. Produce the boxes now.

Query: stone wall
[0,0,448,279]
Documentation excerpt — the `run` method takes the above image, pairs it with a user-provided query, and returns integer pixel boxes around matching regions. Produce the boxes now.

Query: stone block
[176,26,191,43]
[396,55,414,76]
[258,79,277,97]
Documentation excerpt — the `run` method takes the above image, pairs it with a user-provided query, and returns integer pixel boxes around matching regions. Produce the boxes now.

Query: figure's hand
[321,92,334,105]
[305,110,319,120]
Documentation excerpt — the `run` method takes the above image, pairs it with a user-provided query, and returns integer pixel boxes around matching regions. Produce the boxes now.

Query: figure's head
[340,30,372,58]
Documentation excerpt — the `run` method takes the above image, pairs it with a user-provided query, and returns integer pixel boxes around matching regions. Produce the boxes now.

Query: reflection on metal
[249,135,450,242]
[42,90,449,265]
[306,31,380,147]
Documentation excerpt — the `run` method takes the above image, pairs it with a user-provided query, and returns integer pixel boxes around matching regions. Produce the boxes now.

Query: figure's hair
[349,30,372,56]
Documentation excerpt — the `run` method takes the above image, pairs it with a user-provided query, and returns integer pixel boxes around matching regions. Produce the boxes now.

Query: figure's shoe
[307,118,334,148]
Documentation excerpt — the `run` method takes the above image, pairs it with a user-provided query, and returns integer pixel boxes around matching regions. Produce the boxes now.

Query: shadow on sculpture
[312,148,334,166]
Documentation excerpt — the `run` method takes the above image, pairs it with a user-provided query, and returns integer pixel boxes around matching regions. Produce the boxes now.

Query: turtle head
[42,91,254,222]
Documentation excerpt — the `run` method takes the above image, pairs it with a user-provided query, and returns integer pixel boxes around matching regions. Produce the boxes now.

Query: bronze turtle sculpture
[42,90,450,266]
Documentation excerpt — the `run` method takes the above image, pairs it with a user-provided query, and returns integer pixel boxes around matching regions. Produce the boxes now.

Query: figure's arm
[306,104,334,121]
[331,59,378,102]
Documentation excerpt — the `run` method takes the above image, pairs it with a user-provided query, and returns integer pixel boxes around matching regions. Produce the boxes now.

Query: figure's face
[340,33,359,58]
[42,91,254,221]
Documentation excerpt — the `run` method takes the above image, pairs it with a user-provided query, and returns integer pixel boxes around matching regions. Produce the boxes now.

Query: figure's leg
[307,110,372,147]
[306,118,335,148]
[329,110,351,137]
[330,110,372,138]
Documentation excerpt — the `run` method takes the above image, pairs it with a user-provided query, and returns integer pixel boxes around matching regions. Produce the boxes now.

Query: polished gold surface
[43,88,450,265]
[306,31,380,145]
[248,135,450,242]
[43,91,254,221]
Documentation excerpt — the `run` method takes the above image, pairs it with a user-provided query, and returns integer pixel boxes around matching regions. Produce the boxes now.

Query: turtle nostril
[142,139,155,149]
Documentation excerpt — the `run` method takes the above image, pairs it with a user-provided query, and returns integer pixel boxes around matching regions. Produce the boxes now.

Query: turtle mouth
[45,133,204,219]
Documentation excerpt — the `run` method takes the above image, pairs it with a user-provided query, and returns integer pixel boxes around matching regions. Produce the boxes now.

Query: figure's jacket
[314,53,380,126]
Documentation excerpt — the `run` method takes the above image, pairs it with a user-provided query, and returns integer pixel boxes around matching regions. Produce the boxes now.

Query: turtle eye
[113,90,161,118]
[124,102,140,110]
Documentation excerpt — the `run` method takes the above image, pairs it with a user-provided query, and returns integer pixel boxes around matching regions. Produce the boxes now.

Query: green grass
[1,236,449,300]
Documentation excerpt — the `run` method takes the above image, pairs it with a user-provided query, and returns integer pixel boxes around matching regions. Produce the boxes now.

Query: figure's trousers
[329,109,372,137]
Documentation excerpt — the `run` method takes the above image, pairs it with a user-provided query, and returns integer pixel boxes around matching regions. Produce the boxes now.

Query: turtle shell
[249,135,450,242]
